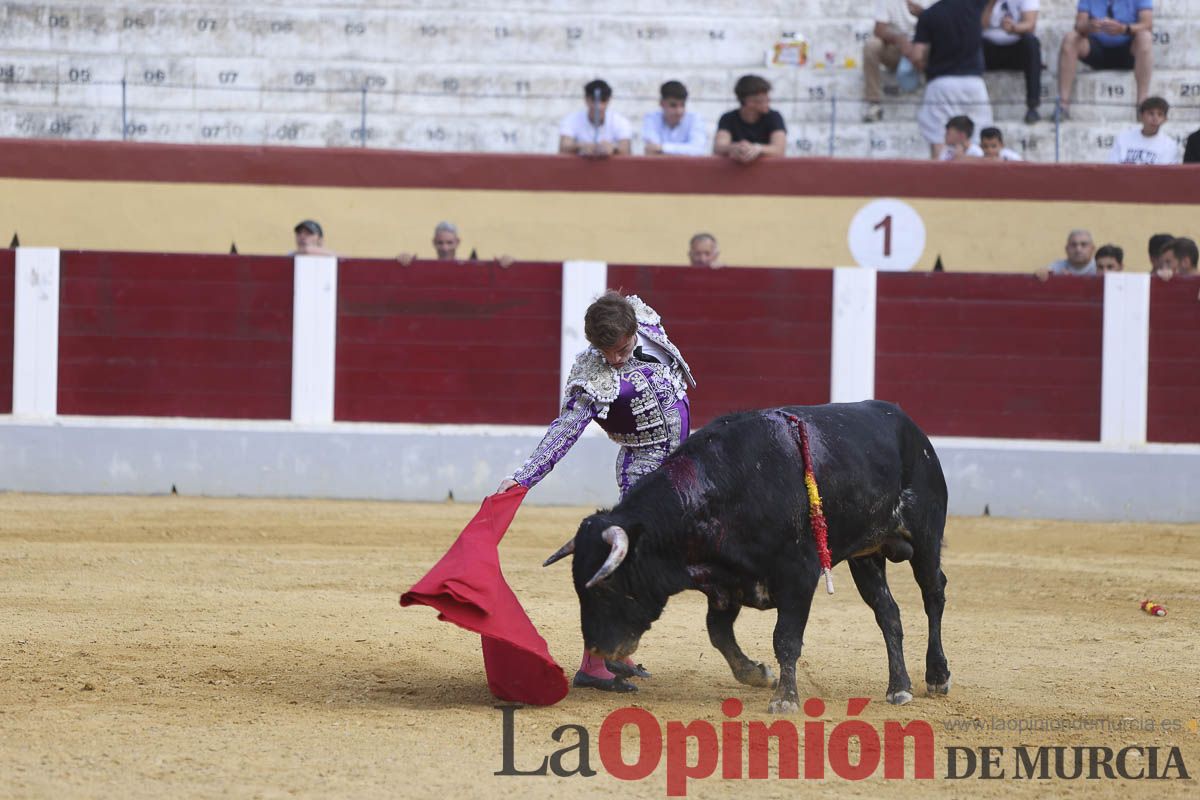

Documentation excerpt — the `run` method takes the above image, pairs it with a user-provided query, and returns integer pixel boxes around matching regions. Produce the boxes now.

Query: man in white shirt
[642,81,706,156]
[862,0,927,122]
[1110,96,1180,164]
[559,79,632,158]
[982,0,1042,124]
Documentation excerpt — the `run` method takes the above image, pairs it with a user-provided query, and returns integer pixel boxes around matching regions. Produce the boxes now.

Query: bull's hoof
[735,662,777,689]
[927,677,952,696]
[886,689,914,705]
[573,671,638,693]
[767,697,799,714]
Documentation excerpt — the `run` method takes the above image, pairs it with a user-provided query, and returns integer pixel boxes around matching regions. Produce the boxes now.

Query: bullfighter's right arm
[511,390,598,489]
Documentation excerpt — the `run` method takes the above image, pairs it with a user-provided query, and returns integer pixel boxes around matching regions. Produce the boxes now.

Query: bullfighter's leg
[767,574,817,714]
[910,554,951,696]
[848,555,914,705]
[706,599,776,688]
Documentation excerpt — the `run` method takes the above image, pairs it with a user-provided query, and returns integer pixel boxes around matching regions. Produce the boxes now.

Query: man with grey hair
[687,233,721,268]
[1037,229,1096,279]
[432,221,460,260]
[398,221,513,266]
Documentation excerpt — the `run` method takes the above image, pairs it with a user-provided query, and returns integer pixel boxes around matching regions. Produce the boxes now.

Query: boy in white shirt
[939,115,983,160]
[980,126,1024,161]
[1110,97,1180,165]
[559,79,632,158]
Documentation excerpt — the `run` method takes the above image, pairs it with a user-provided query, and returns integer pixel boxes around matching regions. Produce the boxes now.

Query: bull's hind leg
[910,552,951,696]
[767,578,817,714]
[848,555,914,705]
[706,599,776,688]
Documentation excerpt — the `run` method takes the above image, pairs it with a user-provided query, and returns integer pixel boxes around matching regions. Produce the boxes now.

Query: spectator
[1037,229,1096,279]
[713,74,787,163]
[1147,232,1173,272]
[1095,244,1124,271]
[688,233,722,268]
[398,221,514,267]
[862,0,926,123]
[1157,237,1198,280]
[292,219,335,256]
[559,79,632,158]
[911,0,995,160]
[979,126,1024,160]
[1110,97,1180,164]
[1057,0,1153,118]
[940,115,983,160]
[1185,127,1200,163]
[643,81,706,156]
[982,0,1043,124]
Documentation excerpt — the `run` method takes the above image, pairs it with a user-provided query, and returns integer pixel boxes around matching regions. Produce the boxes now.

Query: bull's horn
[543,538,575,567]
[585,526,629,588]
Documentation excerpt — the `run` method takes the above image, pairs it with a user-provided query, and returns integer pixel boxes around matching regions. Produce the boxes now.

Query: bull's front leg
[767,590,815,714]
[706,598,776,689]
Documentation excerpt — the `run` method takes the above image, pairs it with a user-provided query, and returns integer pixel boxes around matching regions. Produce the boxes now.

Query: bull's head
[545,514,668,661]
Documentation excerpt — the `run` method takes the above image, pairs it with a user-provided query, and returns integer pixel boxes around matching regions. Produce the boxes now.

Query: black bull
[545,400,950,713]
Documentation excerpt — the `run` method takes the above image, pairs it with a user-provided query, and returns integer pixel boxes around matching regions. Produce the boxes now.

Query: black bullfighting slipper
[572,671,638,693]
[605,659,651,679]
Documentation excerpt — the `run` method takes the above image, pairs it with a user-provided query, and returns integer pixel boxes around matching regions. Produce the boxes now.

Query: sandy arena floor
[1,493,1197,799]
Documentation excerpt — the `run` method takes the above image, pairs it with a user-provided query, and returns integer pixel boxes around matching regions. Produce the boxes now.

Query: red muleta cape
[400,485,569,706]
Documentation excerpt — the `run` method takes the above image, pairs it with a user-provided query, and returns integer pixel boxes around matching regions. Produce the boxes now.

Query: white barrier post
[12,247,61,417]
[291,255,338,424]
[829,267,877,403]
[560,260,608,394]
[1100,272,1150,445]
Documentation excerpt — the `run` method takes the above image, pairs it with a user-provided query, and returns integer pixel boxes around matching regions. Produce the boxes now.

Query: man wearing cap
[292,220,335,256]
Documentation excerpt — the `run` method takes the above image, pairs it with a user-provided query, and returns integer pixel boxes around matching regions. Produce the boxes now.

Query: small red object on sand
[402,485,569,706]
[1140,599,1167,617]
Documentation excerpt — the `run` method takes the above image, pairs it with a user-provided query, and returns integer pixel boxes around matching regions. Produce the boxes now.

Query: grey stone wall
[1,1,1196,161]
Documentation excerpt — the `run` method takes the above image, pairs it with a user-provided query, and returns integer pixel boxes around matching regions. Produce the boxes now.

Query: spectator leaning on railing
[642,81,706,157]
[1183,127,1200,164]
[1057,0,1153,118]
[1095,244,1124,271]
[291,219,335,256]
[713,74,787,164]
[559,79,632,159]
[1036,228,1096,280]
[687,233,722,268]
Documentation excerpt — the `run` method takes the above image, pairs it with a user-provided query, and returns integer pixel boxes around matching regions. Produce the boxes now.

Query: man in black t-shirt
[713,74,788,164]
[912,0,996,158]
[1184,128,1200,164]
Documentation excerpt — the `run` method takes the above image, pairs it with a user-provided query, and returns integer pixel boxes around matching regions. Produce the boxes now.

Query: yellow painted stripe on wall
[1,177,1191,272]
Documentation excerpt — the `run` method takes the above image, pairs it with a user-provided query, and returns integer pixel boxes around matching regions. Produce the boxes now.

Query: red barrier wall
[609,265,833,427]
[57,252,293,418]
[0,250,13,414]
[1147,279,1200,444]
[875,273,1104,440]
[335,259,561,424]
